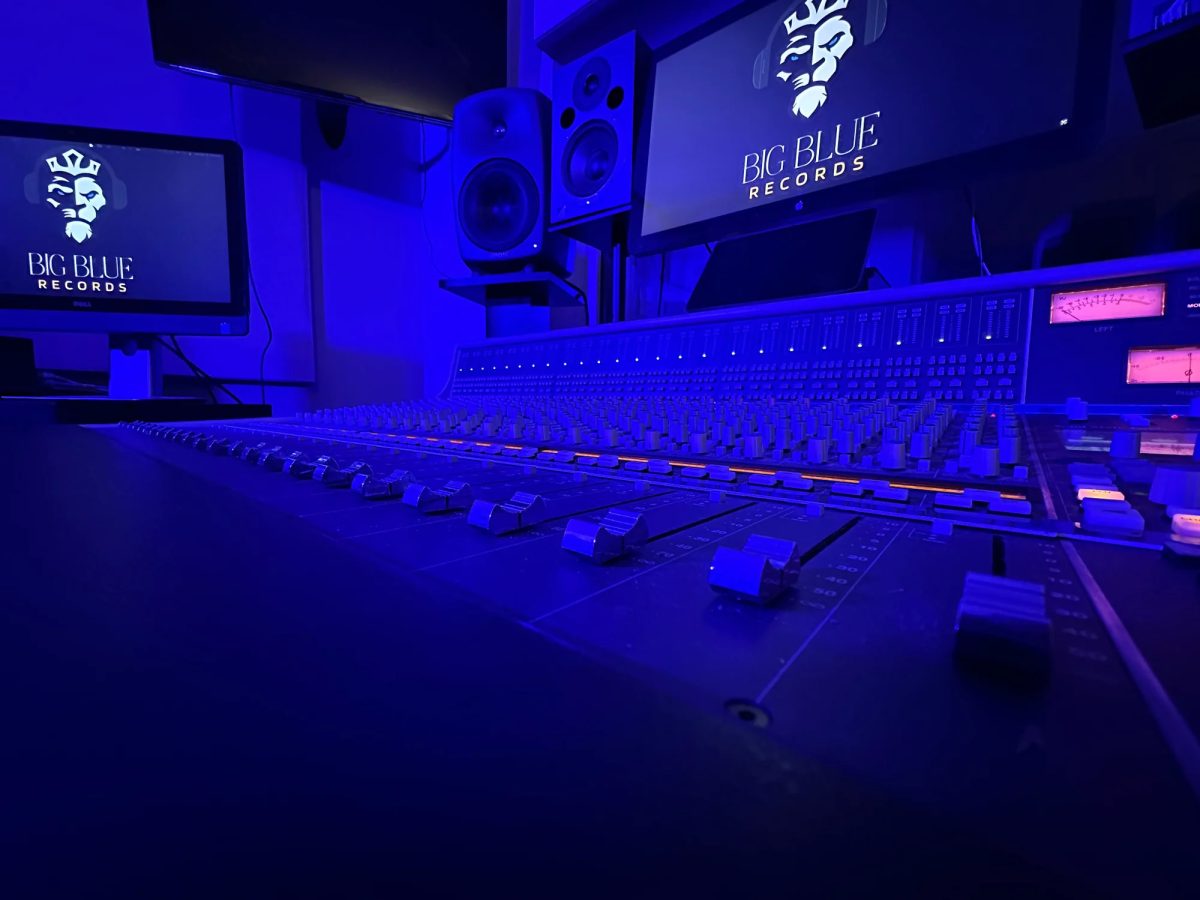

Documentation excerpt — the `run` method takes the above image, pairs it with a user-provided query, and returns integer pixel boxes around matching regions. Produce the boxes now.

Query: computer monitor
[0,119,248,336]
[634,0,1111,253]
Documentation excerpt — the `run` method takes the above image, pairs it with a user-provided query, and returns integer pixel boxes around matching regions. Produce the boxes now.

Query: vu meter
[1127,346,1198,384]
[1049,283,1166,324]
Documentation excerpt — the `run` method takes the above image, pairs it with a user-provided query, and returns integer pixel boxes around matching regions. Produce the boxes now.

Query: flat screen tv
[635,0,1111,252]
[147,1,508,122]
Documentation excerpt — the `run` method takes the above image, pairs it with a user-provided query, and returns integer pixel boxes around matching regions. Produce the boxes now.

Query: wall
[300,105,482,407]
[0,0,313,406]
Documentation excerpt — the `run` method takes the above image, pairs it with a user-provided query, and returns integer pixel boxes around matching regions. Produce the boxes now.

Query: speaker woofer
[458,159,540,253]
[561,120,618,198]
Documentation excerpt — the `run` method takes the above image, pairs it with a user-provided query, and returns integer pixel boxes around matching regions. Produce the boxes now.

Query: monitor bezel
[630,0,1114,256]
[0,119,249,336]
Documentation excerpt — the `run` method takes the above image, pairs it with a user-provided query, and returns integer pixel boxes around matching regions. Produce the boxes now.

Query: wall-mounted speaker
[1124,11,1200,129]
[550,32,648,230]
[452,88,569,274]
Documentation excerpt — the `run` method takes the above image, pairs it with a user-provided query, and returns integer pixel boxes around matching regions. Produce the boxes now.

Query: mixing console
[97,251,1200,892]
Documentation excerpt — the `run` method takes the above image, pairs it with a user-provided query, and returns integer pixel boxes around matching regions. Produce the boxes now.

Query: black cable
[40,371,106,395]
[172,336,241,404]
[156,336,243,404]
[248,268,272,405]
[656,252,668,316]
[165,337,217,404]
[229,83,274,405]
[573,285,589,325]
[704,242,714,255]
[418,120,452,172]
[964,187,992,277]
[420,122,453,279]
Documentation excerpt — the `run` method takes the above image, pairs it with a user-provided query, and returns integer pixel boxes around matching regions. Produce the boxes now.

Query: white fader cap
[1172,512,1200,539]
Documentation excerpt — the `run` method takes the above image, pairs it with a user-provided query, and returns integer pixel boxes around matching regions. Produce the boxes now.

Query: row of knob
[299,394,1027,473]
[456,380,1015,403]
[459,352,1019,372]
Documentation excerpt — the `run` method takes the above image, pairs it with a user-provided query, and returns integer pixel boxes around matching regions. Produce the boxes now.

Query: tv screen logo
[46,148,107,243]
[18,146,136,295]
[24,146,128,244]
[752,0,889,119]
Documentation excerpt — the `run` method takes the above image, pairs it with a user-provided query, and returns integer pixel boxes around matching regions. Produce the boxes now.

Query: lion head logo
[44,148,107,243]
[753,0,888,119]
[776,0,855,118]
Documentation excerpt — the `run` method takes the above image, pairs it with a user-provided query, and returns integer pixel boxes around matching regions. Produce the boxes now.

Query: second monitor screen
[641,0,1086,239]
[0,132,233,311]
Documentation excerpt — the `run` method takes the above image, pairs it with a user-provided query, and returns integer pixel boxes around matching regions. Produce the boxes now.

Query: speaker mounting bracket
[551,213,630,325]
[439,271,587,337]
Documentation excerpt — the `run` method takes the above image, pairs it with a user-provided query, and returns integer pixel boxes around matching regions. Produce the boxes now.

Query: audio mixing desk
[8,252,1200,894]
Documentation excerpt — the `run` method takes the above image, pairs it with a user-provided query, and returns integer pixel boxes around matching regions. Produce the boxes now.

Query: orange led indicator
[1172,513,1200,538]
[385,434,1027,501]
[1076,487,1125,502]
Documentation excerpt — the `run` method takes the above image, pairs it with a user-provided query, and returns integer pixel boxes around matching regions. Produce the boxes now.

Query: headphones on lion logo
[23,145,129,217]
[752,0,888,92]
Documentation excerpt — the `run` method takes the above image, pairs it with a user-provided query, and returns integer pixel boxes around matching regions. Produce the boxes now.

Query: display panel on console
[0,121,246,331]
[1049,283,1166,324]
[1127,346,1198,384]
[639,0,1088,245]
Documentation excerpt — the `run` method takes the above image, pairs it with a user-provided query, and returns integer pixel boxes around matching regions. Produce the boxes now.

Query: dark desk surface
[0,395,271,424]
[0,426,1152,896]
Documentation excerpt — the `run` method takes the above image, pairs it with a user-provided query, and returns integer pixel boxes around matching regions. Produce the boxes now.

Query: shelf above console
[534,0,732,62]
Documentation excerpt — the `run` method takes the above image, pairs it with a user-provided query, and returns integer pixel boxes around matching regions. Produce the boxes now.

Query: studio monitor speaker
[550,32,648,230]
[452,88,569,274]
[1125,12,1200,129]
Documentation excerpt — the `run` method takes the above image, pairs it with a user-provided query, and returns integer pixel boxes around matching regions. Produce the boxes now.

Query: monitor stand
[108,334,163,400]
[687,208,877,312]
[1,334,272,425]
